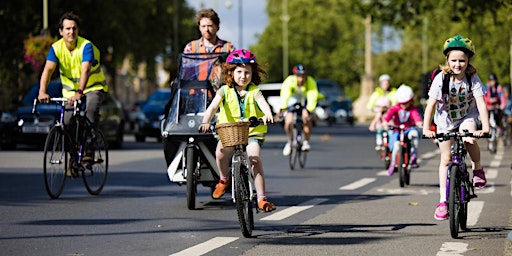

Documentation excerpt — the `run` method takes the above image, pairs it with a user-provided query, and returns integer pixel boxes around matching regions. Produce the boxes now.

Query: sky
[185,0,268,49]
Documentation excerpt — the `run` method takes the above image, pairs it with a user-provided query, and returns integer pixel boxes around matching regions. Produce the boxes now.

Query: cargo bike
[161,52,227,210]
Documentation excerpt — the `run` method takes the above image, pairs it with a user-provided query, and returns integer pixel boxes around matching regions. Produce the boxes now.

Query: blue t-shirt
[47,42,94,63]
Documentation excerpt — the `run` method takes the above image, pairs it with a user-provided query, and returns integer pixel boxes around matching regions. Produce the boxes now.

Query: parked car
[315,79,354,125]
[0,111,17,149]
[135,88,171,142]
[14,81,125,149]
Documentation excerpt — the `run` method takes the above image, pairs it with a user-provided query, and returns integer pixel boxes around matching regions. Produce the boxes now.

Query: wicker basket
[215,121,249,147]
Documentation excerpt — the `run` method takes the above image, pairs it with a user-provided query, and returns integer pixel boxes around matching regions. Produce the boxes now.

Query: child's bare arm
[199,93,222,132]
[256,94,274,124]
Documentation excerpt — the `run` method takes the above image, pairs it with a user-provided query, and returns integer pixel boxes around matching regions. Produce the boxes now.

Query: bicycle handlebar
[422,131,491,141]
[32,98,82,115]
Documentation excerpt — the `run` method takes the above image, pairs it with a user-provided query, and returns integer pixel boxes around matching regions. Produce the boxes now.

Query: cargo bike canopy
[163,52,228,135]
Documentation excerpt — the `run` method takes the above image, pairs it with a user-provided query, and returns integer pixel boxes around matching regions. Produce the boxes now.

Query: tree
[0,0,198,110]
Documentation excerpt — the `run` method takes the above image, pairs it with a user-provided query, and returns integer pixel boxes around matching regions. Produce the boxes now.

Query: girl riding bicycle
[369,96,391,151]
[422,35,489,221]
[198,49,276,212]
[382,84,423,176]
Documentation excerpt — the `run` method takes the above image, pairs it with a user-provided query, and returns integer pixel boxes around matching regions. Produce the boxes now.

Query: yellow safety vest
[52,37,108,97]
[217,84,267,138]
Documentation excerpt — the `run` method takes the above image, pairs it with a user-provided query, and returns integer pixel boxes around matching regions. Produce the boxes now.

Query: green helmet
[443,35,475,57]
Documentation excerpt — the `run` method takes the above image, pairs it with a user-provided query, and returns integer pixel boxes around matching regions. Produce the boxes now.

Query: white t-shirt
[428,72,484,131]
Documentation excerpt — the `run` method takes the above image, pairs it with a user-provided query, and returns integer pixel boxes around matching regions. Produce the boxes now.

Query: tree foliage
[0,0,198,109]
[253,0,512,100]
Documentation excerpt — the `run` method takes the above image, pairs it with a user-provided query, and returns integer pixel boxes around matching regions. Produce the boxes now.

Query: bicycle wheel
[448,165,461,238]
[289,127,298,170]
[82,129,108,195]
[488,127,497,154]
[381,146,391,169]
[43,126,71,199]
[186,146,197,210]
[299,148,307,168]
[234,155,254,238]
[404,150,411,186]
[397,147,405,187]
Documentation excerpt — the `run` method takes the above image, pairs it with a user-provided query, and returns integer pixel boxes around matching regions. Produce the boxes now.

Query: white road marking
[376,170,388,176]
[485,169,498,179]
[169,237,238,256]
[261,198,328,221]
[437,242,468,256]
[467,201,484,226]
[376,188,437,195]
[339,178,376,190]
[476,182,495,194]
[490,159,501,168]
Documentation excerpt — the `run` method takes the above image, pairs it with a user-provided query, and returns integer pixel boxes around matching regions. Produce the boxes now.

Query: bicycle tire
[488,127,497,154]
[404,150,410,186]
[43,126,70,199]
[289,127,298,170]
[382,147,391,169]
[299,148,307,168]
[82,129,108,195]
[234,155,254,237]
[448,164,461,238]
[397,147,405,187]
[186,146,197,210]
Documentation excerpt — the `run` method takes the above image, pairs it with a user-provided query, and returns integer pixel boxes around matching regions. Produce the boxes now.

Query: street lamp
[281,0,289,80]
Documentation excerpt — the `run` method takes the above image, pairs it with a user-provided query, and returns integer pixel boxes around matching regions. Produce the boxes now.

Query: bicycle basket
[215,121,249,147]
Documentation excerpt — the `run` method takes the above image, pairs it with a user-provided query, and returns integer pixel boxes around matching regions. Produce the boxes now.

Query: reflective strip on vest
[191,39,231,80]
[52,37,108,97]
[217,84,267,137]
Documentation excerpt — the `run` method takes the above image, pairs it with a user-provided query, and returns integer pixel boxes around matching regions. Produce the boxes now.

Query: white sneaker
[301,141,311,151]
[282,142,291,156]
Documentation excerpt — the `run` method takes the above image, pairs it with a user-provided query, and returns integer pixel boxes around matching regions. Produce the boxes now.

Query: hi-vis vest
[217,84,267,138]
[190,39,232,80]
[52,37,108,97]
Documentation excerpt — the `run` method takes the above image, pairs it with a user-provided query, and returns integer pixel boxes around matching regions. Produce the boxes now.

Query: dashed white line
[467,201,484,226]
[169,237,238,256]
[339,178,376,190]
[437,242,468,255]
[261,198,328,221]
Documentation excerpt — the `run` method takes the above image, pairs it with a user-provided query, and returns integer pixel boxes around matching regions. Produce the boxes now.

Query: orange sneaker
[212,179,229,199]
[258,198,276,213]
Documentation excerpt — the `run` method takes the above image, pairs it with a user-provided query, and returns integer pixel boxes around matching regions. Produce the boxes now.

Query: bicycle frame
[389,124,411,187]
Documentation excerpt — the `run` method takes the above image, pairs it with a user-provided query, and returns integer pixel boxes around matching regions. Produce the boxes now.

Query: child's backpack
[427,68,472,96]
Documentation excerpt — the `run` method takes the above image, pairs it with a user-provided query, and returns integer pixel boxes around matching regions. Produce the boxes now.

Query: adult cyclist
[279,64,319,156]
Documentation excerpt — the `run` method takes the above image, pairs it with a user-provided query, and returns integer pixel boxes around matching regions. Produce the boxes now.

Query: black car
[0,111,17,149]
[14,81,125,149]
[135,88,171,142]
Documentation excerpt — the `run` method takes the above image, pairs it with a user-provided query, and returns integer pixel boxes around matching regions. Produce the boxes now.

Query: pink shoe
[473,168,486,189]
[434,202,448,220]
[387,164,395,176]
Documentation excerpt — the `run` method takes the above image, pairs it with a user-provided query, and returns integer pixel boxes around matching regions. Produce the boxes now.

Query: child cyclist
[198,49,276,212]
[369,96,391,151]
[382,85,423,176]
[423,35,489,221]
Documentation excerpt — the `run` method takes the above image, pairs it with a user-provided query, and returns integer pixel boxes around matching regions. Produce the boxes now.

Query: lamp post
[281,0,289,80]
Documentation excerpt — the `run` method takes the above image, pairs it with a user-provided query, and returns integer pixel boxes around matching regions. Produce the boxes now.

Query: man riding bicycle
[38,11,108,162]
[279,64,318,156]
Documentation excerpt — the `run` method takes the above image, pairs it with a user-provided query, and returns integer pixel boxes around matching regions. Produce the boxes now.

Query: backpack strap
[441,73,473,95]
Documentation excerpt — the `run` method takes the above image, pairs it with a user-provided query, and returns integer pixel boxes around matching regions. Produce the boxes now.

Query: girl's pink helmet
[226,49,257,64]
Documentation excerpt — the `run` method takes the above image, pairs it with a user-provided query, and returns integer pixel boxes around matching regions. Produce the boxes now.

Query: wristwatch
[77,89,83,95]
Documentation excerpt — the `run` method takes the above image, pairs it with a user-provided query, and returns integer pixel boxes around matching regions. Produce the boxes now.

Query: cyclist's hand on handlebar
[38,92,50,103]
[422,129,436,139]
[472,130,489,138]
[262,114,274,125]
[198,123,210,133]
[68,93,82,105]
